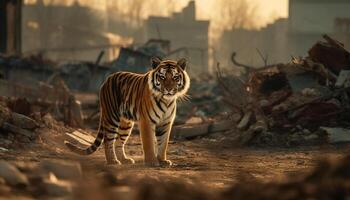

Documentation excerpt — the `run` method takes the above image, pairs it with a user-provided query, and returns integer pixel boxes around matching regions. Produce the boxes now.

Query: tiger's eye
[173,76,179,81]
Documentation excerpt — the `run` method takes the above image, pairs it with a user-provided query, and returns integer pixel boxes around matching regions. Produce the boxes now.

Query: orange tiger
[65,57,190,166]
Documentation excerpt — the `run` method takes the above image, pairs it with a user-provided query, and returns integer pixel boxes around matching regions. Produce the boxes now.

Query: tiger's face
[149,57,190,100]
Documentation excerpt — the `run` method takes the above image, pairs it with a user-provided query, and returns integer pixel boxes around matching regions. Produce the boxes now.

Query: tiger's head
[148,57,190,100]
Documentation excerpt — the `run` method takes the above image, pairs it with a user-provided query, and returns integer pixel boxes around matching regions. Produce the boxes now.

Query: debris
[185,117,203,124]
[0,147,9,152]
[38,160,82,180]
[218,35,350,147]
[0,161,28,187]
[308,34,350,75]
[9,112,38,130]
[321,127,350,144]
[237,111,253,130]
[42,173,73,197]
[336,70,350,87]
[2,122,35,138]
[6,97,32,116]
[172,120,233,139]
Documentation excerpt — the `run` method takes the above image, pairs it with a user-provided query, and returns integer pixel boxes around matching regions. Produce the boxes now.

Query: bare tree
[217,0,258,30]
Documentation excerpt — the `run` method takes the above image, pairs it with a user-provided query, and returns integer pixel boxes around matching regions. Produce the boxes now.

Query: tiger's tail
[64,124,104,155]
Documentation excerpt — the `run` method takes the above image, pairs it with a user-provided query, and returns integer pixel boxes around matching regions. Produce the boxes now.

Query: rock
[237,111,253,130]
[42,113,55,128]
[0,147,9,152]
[320,127,350,144]
[185,117,203,124]
[2,122,34,138]
[302,129,311,134]
[0,104,11,127]
[42,173,72,197]
[6,97,32,116]
[38,160,82,180]
[239,129,260,145]
[0,177,5,185]
[9,113,39,130]
[335,70,350,87]
[109,186,132,200]
[0,161,28,187]
[0,139,12,146]
[259,99,269,108]
[0,184,11,195]
[301,88,319,96]
[303,134,319,141]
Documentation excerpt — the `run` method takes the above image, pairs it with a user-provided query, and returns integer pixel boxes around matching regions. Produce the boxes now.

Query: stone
[0,147,9,152]
[42,113,55,129]
[259,99,270,108]
[321,127,350,144]
[0,104,11,127]
[9,113,39,130]
[303,134,319,141]
[42,173,72,197]
[335,70,350,87]
[237,111,253,130]
[0,161,28,187]
[185,117,203,125]
[38,160,82,180]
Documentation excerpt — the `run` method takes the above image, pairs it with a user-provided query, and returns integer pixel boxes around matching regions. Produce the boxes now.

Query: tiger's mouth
[162,90,176,96]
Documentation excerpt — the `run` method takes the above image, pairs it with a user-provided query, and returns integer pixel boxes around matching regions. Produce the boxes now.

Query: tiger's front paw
[106,159,122,165]
[157,156,173,166]
[159,159,173,167]
[121,157,135,164]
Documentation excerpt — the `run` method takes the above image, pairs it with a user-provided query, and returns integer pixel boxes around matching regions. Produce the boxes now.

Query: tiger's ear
[151,57,162,69]
[177,58,187,70]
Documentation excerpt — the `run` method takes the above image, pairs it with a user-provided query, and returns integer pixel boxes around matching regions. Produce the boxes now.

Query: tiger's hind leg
[115,118,135,164]
[103,122,121,165]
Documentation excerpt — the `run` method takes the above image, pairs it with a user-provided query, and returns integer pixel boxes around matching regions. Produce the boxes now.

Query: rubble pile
[1,154,349,199]
[226,35,350,146]
[0,96,70,149]
[176,75,229,125]
[220,154,350,200]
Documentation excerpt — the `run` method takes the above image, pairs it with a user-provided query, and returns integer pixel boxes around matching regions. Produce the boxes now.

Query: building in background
[144,1,210,75]
[0,0,22,55]
[21,0,132,63]
[218,0,350,68]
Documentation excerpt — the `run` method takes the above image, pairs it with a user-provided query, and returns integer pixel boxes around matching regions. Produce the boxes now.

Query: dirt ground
[2,126,350,194]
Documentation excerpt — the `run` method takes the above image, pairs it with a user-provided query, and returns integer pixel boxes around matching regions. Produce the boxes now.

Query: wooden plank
[171,120,233,139]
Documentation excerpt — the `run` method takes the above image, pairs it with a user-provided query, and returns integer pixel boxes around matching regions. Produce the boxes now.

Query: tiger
[64,57,190,166]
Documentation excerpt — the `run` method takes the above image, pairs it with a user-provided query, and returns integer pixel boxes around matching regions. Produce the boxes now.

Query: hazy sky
[26,0,289,28]
[195,0,289,28]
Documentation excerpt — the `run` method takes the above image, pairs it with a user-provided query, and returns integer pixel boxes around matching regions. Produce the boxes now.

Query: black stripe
[105,125,117,133]
[154,96,165,113]
[167,100,175,108]
[156,124,168,137]
[105,136,116,141]
[163,108,175,122]
[104,89,119,127]
[119,126,131,131]
[161,121,170,127]
[90,144,97,151]
[147,111,157,124]
[156,129,166,137]
[152,107,161,119]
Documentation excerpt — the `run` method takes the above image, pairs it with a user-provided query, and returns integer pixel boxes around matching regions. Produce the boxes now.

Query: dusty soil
[1,127,350,193]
